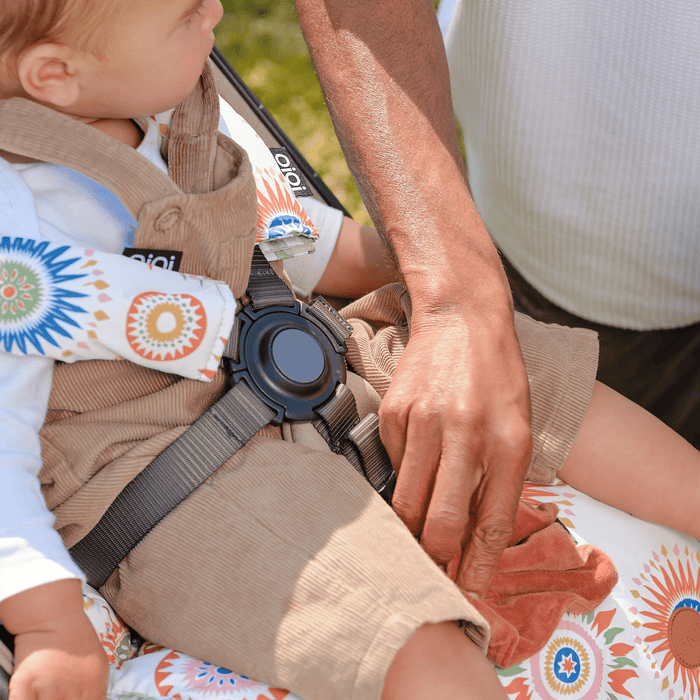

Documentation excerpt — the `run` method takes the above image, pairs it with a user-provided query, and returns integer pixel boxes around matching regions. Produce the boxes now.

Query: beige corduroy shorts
[100,288,598,700]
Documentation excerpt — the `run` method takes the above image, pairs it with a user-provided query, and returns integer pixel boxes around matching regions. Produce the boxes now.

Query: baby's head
[0,0,121,76]
[0,0,223,119]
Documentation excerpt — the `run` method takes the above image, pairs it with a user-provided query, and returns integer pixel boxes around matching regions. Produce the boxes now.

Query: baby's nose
[204,0,224,34]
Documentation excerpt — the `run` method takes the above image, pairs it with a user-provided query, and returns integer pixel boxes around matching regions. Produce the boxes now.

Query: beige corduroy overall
[0,63,598,700]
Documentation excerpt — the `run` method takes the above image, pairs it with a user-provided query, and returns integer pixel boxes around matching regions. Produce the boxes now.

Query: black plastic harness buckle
[223,297,350,425]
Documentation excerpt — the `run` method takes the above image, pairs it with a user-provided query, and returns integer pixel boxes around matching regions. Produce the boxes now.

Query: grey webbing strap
[69,380,276,589]
[347,414,395,493]
[304,296,354,347]
[222,247,297,360]
[315,384,361,446]
[223,315,243,362]
[248,247,295,310]
[313,387,395,498]
[313,383,364,474]
[70,248,314,588]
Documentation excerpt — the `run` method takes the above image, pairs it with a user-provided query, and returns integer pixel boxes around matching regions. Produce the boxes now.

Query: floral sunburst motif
[498,608,639,699]
[181,657,261,693]
[520,483,580,541]
[0,236,88,354]
[154,649,290,699]
[254,167,317,242]
[1,264,35,315]
[126,291,207,361]
[630,542,700,697]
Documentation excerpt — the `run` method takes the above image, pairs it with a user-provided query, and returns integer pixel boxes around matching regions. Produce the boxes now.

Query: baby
[0,1,510,699]
[0,1,698,700]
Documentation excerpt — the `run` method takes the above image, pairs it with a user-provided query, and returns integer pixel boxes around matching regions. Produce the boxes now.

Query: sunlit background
[215,0,371,224]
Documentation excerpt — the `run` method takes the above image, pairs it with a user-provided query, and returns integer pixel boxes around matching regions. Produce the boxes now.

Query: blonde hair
[0,0,118,67]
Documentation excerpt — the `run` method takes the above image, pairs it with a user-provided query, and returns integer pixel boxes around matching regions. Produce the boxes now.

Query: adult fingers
[418,410,482,566]
[456,436,530,598]
[380,392,442,537]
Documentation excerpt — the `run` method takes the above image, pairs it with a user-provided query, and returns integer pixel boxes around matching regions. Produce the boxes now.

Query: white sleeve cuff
[0,536,84,606]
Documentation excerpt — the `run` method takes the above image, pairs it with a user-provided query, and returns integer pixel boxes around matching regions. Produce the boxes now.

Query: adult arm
[294,0,532,596]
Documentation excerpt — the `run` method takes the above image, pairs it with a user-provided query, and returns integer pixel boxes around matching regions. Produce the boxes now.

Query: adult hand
[380,294,532,599]
[295,0,533,596]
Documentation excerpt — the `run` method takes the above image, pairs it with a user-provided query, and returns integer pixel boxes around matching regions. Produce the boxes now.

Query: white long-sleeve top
[439,0,700,330]
[0,101,342,605]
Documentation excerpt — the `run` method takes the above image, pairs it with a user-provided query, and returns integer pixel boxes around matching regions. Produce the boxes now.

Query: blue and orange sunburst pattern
[498,482,642,699]
[152,106,319,264]
[254,164,318,260]
[1,235,232,380]
[151,650,291,699]
[498,605,640,698]
[628,542,700,698]
[497,481,700,699]
[0,236,89,354]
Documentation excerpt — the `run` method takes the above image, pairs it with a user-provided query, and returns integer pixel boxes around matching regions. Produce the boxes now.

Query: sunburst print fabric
[152,97,319,263]
[76,481,699,700]
[0,236,235,381]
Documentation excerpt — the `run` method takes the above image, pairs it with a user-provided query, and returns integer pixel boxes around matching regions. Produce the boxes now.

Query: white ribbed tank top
[440,0,700,329]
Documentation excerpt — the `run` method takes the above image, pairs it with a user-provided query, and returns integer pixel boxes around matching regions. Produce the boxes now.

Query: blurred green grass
[215,0,371,224]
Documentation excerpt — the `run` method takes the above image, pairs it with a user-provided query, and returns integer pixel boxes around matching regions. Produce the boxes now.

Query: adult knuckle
[495,418,532,459]
[446,401,477,432]
[422,533,459,564]
[378,396,407,426]
[509,418,533,449]
[391,494,424,535]
[422,508,463,561]
[428,506,463,538]
[473,519,513,552]
[412,393,443,420]
[461,561,496,592]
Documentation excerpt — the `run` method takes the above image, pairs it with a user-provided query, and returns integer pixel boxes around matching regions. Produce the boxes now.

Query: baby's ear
[16,43,80,107]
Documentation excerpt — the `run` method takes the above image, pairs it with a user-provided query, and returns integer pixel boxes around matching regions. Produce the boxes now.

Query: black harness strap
[70,247,394,589]
[247,247,296,310]
[69,380,275,587]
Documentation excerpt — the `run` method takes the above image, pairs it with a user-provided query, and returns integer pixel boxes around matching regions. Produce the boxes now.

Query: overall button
[271,328,325,384]
[154,206,182,232]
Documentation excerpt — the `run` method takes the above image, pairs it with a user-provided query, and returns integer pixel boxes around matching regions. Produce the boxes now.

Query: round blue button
[271,328,325,383]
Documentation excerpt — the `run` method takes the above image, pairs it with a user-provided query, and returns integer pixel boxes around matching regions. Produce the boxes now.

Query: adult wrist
[400,256,515,322]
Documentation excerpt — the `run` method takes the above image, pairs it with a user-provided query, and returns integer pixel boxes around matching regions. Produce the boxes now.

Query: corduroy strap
[164,60,220,195]
[0,61,221,214]
[0,99,180,219]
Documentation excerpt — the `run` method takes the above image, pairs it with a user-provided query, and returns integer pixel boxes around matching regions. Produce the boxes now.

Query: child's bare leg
[383,622,507,699]
[559,381,700,539]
